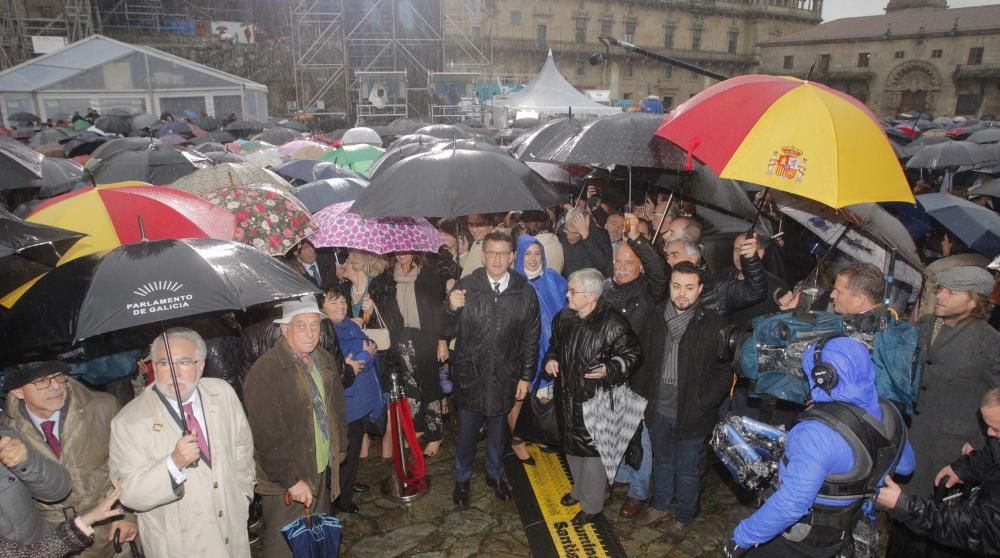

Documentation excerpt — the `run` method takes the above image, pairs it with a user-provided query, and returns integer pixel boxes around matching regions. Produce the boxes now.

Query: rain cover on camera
[710,415,787,492]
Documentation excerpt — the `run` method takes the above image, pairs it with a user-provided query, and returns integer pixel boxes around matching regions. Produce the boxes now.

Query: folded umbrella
[293,179,369,213]
[0,137,45,185]
[309,201,441,253]
[281,503,342,558]
[581,383,647,484]
[917,192,1000,258]
[202,185,315,256]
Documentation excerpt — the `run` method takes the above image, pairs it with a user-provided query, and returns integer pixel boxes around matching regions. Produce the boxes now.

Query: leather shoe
[571,510,603,526]
[486,477,513,501]
[619,497,647,519]
[560,493,578,506]
[663,521,690,544]
[453,480,470,506]
[634,507,670,526]
[335,501,359,514]
[352,483,369,494]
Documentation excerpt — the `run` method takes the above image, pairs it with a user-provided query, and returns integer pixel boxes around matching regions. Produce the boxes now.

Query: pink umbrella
[159,133,190,145]
[309,201,442,254]
[278,139,330,159]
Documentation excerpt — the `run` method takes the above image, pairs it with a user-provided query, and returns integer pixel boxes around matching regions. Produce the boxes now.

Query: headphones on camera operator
[810,333,847,395]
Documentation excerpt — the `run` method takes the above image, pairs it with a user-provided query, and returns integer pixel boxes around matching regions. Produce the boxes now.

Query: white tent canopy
[0,35,268,125]
[491,50,620,126]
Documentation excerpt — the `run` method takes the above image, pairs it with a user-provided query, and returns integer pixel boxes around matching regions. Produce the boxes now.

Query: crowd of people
[0,139,999,558]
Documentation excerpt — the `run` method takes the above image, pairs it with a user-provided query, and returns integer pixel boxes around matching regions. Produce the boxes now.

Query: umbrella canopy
[309,201,441,253]
[532,112,687,170]
[0,137,45,185]
[266,118,308,132]
[901,135,951,157]
[158,133,190,146]
[241,146,283,169]
[917,192,1000,258]
[906,141,996,169]
[0,209,85,298]
[582,384,647,484]
[191,131,236,145]
[130,114,161,132]
[93,115,130,136]
[89,137,160,161]
[389,134,446,149]
[90,145,209,185]
[655,75,913,207]
[280,140,331,160]
[388,118,427,136]
[970,177,1000,198]
[256,127,300,146]
[203,185,316,255]
[170,163,292,196]
[414,124,471,140]
[30,157,85,193]
[0,238,318,356]
[28,128,75,148]
[293,178,369,212]
[103,108,133,119]
[367,141,442,178]
[495,128,526,145]
[204,152,247,165]
[320,144,385,177]
[224,120,265,138]
[509,117,584,160]
[194,141,228,154]
[8,112,40,124]
[193,116,221,131]
[274,160,363,185]
[341,127,382,147]
[656,166,759,221]
[156,121,192,138]
[968,128,1000,144]
[350,148,562,218]
[61,132,110,158]
[33,142,65,159]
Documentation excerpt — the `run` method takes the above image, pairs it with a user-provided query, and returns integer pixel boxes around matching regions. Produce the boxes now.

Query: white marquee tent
[0,34,268,125]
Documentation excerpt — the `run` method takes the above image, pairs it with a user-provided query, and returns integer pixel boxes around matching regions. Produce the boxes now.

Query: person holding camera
[878,386,1000,557]
[558,208,612,279]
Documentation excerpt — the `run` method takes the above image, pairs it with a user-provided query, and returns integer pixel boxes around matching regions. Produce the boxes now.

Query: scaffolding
[0,0,97,70]
[290,0,346,115]
[97,0,249,36]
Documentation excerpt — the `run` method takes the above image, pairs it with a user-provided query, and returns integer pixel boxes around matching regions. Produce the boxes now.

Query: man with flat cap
[889,265,1000,556]
[3,360,136,557]
[0,362,73,545]
[244,295,348,558]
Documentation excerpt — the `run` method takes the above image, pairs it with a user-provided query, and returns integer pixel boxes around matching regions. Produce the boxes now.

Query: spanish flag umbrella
[2,182,236,307]
[655,75,914,208]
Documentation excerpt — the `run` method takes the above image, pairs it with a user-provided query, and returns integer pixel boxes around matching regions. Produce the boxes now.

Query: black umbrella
[28,128,75,148]
[193,116,222,131]
[509,118,583,160]
[0,208,85,298]
[192,131,235,145]
[0,137,45,185]
[194,141,228,153]
[257,127,299,146]
[901,135,951,157]
[131,114,160,132]
[224,120,265,138]
[460,118,485,129]
[104,108,133,119]
[968,128,1000,145]
[93,115,131,136]
[906,141,995,169]
[388,134,446,149]
[413,124,471,141]
[350,148,562,218]
[90,145,209,185]
[368,140,442,178]
[203,151,247,165]
[266,118,308,132]
[60,132,109,158]
[89,137,160,161]
[31,158,86,195]
[432,138,505,153]
[8,112,40,124]
[293,178,369,212]
[274,160,363,185]
[0,238,318,363]
[532,113,686,170]
[513,117,540,129]
[495,128,527,145]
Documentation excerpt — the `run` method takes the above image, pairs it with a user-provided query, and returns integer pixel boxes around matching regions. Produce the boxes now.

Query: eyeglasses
[567,289,595,296]
[154,359,202,369]
[30,374,68,390]
[484,251,511,259]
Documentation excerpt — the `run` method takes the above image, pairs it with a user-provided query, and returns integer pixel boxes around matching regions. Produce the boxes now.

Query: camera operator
[878,386,1000,557]
[726,336,915,557]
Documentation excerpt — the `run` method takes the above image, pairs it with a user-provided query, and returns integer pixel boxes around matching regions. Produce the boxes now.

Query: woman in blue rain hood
[507,234,567,463]
[726,336,915,557]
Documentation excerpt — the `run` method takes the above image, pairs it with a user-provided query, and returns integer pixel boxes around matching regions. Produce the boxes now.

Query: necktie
[308,264,320,284]
[493,281,501,296]
[183,403,212,463]
[40,420,61,457]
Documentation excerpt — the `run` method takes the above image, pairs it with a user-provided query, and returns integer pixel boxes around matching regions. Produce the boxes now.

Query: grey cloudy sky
[822,0,997,22]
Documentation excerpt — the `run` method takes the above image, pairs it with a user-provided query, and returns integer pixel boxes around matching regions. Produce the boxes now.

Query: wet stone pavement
[333,427,757,558]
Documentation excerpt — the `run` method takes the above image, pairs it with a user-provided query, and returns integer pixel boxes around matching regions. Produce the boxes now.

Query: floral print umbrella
[309,201,442,254]
[203,184,316,256]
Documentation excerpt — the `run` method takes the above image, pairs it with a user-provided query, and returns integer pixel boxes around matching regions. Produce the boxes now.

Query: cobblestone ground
[335,427,757,558]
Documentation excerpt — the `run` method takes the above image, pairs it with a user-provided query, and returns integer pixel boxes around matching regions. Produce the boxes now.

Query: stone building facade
[757,2,1000,117]
[477,0,822,109]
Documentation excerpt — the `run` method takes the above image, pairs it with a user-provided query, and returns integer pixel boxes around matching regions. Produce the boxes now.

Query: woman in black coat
[389,251,449,456]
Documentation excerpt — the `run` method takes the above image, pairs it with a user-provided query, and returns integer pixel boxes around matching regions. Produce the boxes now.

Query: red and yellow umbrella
[2,182,235,306]
[655,75,914,208]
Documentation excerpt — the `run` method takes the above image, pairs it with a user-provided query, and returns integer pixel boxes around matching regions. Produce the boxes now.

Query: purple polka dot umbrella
[309,201,443,254]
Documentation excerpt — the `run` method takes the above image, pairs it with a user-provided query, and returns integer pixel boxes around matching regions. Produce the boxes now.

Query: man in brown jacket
[3,361,137,557]
[244,295,348,558]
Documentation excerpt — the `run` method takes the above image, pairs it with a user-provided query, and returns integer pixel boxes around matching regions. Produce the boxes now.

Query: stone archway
[884,61,942,115]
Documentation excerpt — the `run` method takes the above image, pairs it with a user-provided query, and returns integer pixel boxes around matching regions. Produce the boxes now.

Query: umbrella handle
[282,492,313,529]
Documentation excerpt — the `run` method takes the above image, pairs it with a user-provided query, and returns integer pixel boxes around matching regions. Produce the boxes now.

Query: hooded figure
[728,336,916,557]
[515,234,568,388]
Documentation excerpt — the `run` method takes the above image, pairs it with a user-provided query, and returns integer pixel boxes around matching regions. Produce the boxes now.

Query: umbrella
[241,145,283,169]
[0,238,317,357]
[917,192,1000,258]
[970,177,1000,198]
[8,112,40,124]
[104,108,133,119]
[350,148,562,218]
[293,178,369,212]
[0,209,85,298]
[73,119,90,132]
[61,132,110,158]
[266,118,309,132]
[320,144,385,177]
[902,135,951,157]
[533,112,687,170]
[281,505,342,558]
[33,142,66,159]
[202,185,316,255]
[170,163,292,196]
[256,127,300,146]
[194,142,228,154]
[274,160,363,185]
[906,141,995,169]
[156,122,192,138]
[130,114,160,132]
[388,118,427,136]
[341,127,382,146]
[28,128,75,148]
[309,201,441,253]
[158,133,190,146]
[968,128,1000,144]
[655,75,914,207]
[388,134,446,149]
[509,117,585,161]
[191,131,236,145]
[495,128,526,145]
[279,140,331,160]
[90,145,209,185]
[657,166,759,221]
[0,137,45,185]
[93,116,130,136]
[224,120,265,138]
[89,137,159,161]
[204,152,247,165]
[431,138,505,154]
[414,124,471,140]
[367,140,442,178]
[513,117,540,129]
[30,158,85,193]
[193,116,221,131]
[581,383,647,484]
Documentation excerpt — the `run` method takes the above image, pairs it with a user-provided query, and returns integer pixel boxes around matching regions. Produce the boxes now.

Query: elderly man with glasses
[3,361,136,556]
[110,327,255,558]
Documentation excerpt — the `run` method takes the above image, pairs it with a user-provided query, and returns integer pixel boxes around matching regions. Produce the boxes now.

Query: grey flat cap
[936,266,995,296]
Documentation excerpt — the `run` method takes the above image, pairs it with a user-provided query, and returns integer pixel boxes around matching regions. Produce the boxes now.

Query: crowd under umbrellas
[0,83,999,557]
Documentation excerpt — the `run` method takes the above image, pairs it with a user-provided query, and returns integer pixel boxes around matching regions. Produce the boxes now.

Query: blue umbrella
[274,160,363,186]
[156,121,192,138]
[917,192,1000,258]
[281,505,342,558]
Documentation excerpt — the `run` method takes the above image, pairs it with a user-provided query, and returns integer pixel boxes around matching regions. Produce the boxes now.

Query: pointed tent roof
[497,50,620,117]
